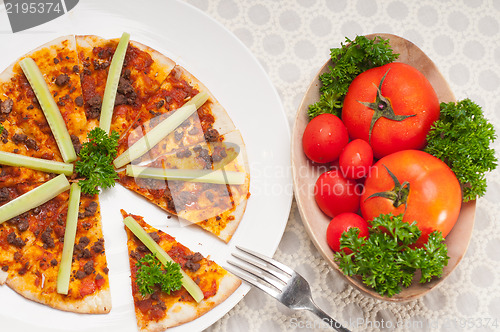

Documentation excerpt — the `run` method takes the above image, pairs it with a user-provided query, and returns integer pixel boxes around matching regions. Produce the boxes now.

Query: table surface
[187,0,500,331]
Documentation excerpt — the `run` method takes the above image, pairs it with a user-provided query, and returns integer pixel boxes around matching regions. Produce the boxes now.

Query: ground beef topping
[7,232,26,247]
[183,252,203,272]
[79,201,98,219]
[55,74,70,87]
[0,187,10,202]
[83,261,94,275]
[0,98,13,114]
[41,227,55,249]
[74,95,84,107]
[70,135,82,154]
[86,95,102,119]
[115,76,137,106]
[91,238,105,254]
[12,133,27,145]
[204,128,220,142]
[148,232,160,243]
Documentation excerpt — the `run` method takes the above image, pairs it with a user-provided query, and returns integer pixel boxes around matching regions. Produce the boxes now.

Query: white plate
[0,1,292,331]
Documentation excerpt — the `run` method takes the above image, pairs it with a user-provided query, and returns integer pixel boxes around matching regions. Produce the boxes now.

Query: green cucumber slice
[0,151,73,175]
[126,165,245,185]
[56,182,81,295]
[114,106,194,169]
[0,174,70,224]
[19,58,77,163]
[99,32,131,134]
[123,216,204,303]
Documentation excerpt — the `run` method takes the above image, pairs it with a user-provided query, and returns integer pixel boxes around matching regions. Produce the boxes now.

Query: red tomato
[314,169,361,218]
[342,62,440,159]
[361,150,461,242]
[326,213,369,253]
[339,139,373,179]
[302,114,349,163]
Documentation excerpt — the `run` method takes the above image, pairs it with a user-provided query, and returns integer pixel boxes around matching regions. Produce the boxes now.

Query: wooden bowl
[291,33,476,302]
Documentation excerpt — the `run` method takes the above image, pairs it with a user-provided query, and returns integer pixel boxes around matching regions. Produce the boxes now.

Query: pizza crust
[5,276,111,314]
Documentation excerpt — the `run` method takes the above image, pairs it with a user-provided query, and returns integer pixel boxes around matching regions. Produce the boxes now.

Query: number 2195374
[5,2,63,14]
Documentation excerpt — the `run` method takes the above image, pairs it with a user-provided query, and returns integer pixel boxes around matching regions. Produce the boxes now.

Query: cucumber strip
[0,151,73,175]
[123,216,204,303]
[99,32,131,134]
[114,106,193,169]
[126,165,246,185]
[0,174,70,224]
[19,58,77,163]
[56,183,81,295]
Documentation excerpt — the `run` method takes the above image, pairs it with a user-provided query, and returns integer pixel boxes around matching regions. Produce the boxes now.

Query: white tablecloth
[191,0,500,331]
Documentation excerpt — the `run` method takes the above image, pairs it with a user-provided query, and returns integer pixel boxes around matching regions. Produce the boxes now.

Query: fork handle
[308,301,351,332]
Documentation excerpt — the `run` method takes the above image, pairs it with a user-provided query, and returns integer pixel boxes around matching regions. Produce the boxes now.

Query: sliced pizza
[118,130,250,242]
[121,210,241,331]
[0,35,87,156]
[75,35,175,136]
[115,65,235,165]
[0,183,111,313]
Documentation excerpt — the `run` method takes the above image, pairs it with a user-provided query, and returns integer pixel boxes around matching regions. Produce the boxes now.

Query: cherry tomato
[314,169,361,218]
[342,62,440,159]
[302,113,349,163]
[339,139,373,179]
[326,213,369,253]
[361,150,461,243]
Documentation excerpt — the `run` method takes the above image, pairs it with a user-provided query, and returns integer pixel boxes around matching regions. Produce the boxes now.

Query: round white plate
[0,1,292,331]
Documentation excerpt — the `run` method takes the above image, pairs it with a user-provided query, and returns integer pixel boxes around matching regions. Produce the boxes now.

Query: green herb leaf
[75,128,119,195]
[308,35,399,119]
[334,213,449,297]
[135,253,183,297]
[425,99,497,201]
[0,123,4,135]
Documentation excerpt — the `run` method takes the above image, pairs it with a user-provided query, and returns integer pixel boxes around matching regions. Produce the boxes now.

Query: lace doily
[183,0,500,331]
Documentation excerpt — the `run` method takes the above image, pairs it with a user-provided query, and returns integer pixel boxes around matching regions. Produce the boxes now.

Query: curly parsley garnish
[334,213,449,297]
[75,128,119,195]
[308,35,399,119]
[425,99,497,202]
[135,253,183,297]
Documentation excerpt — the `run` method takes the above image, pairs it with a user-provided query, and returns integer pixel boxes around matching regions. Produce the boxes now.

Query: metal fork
[226,246,351,332]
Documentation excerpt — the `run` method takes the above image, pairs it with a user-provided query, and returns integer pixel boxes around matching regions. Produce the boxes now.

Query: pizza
[0,33,248,326]
[117,129,250,242]
[76,35,175,135]
[121,210,241,331]
[0,183,111,313]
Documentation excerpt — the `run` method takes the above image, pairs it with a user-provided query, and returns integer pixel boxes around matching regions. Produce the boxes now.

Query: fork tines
[226,246,292,296]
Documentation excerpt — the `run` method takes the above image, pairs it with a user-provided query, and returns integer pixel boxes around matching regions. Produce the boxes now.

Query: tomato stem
[356,69,416,143]
[365,164,410,210]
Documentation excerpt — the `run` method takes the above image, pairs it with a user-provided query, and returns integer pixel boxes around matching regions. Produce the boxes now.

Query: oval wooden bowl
[291,33,476,302]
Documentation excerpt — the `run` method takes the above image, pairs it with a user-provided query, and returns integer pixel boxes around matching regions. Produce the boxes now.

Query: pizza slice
[121,210,241,331]
[75,35,175,136]
[0,35,88,157]
[115,65,236,165]
[117,130,250,242]
[0,182,111,313]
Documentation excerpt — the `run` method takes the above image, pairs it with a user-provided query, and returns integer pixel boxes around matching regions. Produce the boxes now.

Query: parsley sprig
[135,253,183,297]
[308,35,399,119]
[334,214,449,297]
[0,123,4,135]
[75,128,119,195]
[425,99,497,202]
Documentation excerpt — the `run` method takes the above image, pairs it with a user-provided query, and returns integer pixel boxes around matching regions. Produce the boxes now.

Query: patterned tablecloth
[184,1,500,331]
